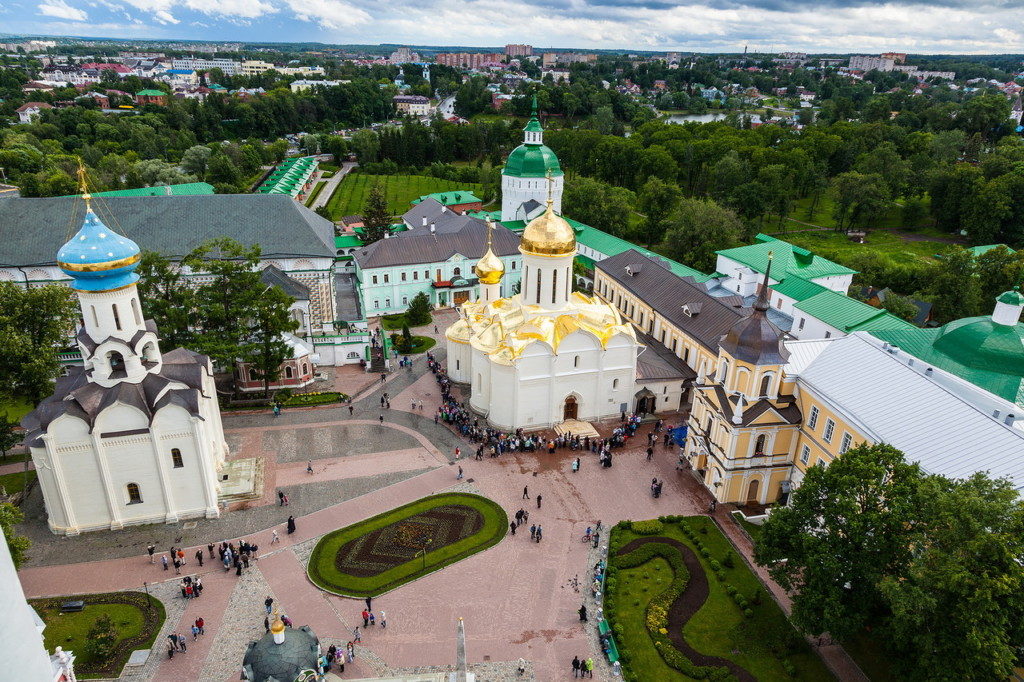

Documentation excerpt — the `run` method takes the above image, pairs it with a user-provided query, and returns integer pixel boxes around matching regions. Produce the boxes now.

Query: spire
[753,251,773,312]
[523,94,544,141]
[76,158,92,213]
[545,170,554,208]
[530,93,538,118]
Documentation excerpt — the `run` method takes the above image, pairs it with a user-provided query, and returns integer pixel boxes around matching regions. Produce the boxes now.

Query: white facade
[501,174,564,222]
[171,57,240,75]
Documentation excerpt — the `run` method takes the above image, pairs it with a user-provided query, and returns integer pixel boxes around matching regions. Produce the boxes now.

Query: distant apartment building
[290,79,348,92]
[893,65,956,80]
[505,44,533,57]
[0,40,56,52]
[541,52,597,67]
[880,52,907,64]
[119,51,165,59]
[434,52,504,69]
[848,55,895,72]
[241,60,326,77]
[171,57,241,75]
[394,94,431,116]
[390,47,420,64]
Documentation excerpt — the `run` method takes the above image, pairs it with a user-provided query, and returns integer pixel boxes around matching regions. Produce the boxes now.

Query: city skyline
[1,0,1022,54]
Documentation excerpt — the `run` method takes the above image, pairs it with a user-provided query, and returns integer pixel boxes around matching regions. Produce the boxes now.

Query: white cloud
[38,0,88,21]
[287,0,371,29]
[153,8,176,22]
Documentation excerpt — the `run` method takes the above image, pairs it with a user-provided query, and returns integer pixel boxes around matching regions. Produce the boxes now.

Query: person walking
[147,544,155,563]
[287,516,296,535]
[173,558,181,575]
[536,524,543,542]
[272,529,280,544]
[509,521,516,535]
[161,554,169,571]
[208,543,215,559]
[530,524,536,540]
[265,596,274,615]
[365,597,372,611]
[361,610,369,627]
[380,610,387,628]
[578,604,588,622]
[191,624,200,641]
[456,465,463,480]
[647,446,654,461]
[196,617,205,635]
[379,414,384,425]
[536,494,542,509]
[177,633,187,652]
[572,655,581,678]
[522,486,529,499]
[572,457,580,472]
[348,404,354,416]
[368,612,376,626]
[584,657,594,677]
[352,626,361,643]
[307,460,314,475]
[196,549,204,567]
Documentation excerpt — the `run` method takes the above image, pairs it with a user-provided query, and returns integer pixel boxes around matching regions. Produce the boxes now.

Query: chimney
[430,223,436,234]
[384,231,389,239]
[422,216,427,227]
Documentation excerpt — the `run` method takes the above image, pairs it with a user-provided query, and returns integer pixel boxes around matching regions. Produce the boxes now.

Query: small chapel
[21,186,228,535]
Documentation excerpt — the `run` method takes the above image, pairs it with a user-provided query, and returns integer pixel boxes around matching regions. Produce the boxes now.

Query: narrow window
[126,482,142,504]
[754,434,766,456]
[372,275,378,284]
[839,433,853,454]
[112,304,122,331]
[384,274,389,283]
[401,272,406,281]
[285,366,294,379]
[536,268,541,305]
[171,448,183,468]
[453,267,461,277]
[798,318,805,331]
[385,298,391,307]
[302,363,308,375]
[402,296,408,305]
[574,355,579,368]
[823,418,836,443]
[131,297,141,325]
[808,405,819,430]
[91,305,98,327]
[511,261,516,270]
[800,446,810,465]
[612,378,619,390]
[760,374,772,396]
[456,359,460,370]
[552,269,558,304]
[374,300,380,309]
[413,271,418,280]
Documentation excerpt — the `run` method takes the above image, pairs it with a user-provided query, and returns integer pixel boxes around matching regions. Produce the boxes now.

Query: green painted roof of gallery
[135,89,165,97]
[335,234,363,248]
[871,314,1024,405]
[257,156,317,196]
[411,190,482,206]
[499,215,711,281]
[60,182,215,198]
[717,234,857,281]
[770,275,827,302]
[503,143,563,178]
[795,288,916,333]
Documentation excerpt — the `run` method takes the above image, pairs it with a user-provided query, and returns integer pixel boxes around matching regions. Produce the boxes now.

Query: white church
[21,193,228,535]
[446,196,689,431]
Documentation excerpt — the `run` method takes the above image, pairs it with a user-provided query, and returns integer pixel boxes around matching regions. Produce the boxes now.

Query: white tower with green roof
[501,95,564,222]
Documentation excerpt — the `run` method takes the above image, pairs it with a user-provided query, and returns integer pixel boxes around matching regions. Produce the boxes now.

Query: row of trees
[756,444,1024,681]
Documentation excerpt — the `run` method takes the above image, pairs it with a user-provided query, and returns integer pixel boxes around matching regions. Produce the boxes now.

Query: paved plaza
[13,312,861,681]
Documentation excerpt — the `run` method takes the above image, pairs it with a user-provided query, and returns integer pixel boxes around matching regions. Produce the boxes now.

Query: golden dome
[475,219,505,284]
[270,612,285,634]
[520,200,575,257]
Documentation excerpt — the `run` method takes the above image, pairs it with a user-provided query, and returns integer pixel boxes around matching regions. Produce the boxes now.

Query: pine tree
[362,182,391,244]
[406,292,432,326]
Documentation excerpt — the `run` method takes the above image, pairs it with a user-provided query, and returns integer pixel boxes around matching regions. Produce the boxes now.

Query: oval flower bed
[308,492,507,597]
[284,391,348,407]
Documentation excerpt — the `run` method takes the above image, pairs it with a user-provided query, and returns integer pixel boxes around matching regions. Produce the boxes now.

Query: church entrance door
[563,396,578,421]
[454,290,470,306]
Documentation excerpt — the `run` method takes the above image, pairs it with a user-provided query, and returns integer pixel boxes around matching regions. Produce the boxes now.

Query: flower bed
[284,391,347,407]
[308,493,507,597]
[29,591,165,679]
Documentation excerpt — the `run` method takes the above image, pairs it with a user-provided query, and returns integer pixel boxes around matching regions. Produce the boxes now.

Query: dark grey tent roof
[0,195,335,267]
[260,264,310,300]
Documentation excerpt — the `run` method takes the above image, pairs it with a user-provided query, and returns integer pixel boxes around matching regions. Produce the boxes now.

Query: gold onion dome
[475,219,505,284]
[519,199,575,257]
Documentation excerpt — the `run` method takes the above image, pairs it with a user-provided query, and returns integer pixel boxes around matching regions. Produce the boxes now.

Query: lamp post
[143,581,151,612]
[420,538,432,570]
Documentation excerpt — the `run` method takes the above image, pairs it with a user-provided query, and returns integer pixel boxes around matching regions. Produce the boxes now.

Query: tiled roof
[260,264,310,300]
[717,234,857,280]
[597,249,751,352]
[0,195,335,267]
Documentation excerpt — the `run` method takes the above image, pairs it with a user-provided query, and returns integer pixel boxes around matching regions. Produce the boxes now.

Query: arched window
[717,358,729,382]
[302,363,309,375]
[91,305,98,327]
[453,267,461,277]
[754,434,766,456]
[552,269,558,304]
[612,378,619,390]
[574,355,579,368]
[131,297,142,325]
[126,483,142,504]
[107,350,126,377]
[346,351,360,359]
[112,303,122,331]
[285,366,294,379]
[535,268,542,305]
[759,374,772,396]
[171,448,183,468]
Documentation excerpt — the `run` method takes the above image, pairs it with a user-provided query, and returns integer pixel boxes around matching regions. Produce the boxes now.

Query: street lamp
[420,538,432,570]
[143,581,151,611]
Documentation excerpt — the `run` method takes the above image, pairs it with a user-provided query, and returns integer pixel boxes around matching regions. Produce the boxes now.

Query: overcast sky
[2,0,1023,53]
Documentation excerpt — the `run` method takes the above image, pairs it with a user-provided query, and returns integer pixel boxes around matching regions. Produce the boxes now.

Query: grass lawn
[391,335,436,354]
[730,511,763,544]
[31,592,165,679]
[325,174,483,220]
[0,468,36,495]
[304,180,327,207]
[608,516,831,682]
[308,493,507,597]
[380,312,433,330]
[0,396,33,420]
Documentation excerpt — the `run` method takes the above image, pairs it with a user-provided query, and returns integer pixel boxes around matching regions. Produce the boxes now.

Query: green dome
[933,316,1024,374]
[503,143,563,178]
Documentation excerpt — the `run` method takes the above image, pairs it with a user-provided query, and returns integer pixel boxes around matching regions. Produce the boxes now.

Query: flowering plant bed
[308,493,507,597]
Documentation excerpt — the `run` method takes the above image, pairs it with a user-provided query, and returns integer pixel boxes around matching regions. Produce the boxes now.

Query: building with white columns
[21,196,228,535]
[447,199,690,430]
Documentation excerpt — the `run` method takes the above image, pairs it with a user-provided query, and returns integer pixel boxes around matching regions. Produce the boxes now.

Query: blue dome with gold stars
[57,209,141,292]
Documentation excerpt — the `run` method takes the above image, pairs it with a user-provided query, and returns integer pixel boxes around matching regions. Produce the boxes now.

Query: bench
[598,619,620,663]
[60,601,84,613]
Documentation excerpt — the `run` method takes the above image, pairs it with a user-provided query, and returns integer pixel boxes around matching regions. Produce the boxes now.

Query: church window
[402,296,408,305]
[171,448,183,468]
[612,378,619,390]
[683,347,689,364]
[456,359,460,370]
[536,269,541,305]
[385,298,391,307]
[453,267,461,277]
[759,374,772,396]
[413,271,418,280]
[671,338,677,353]
[574,355,579,368]
[798,318,805,331]
[131,298,142,325]
[91,305,98,327]
[384,274,390,283]
[808,405,819,430]
[373,300,380,309]
[800,446,810,464]
[112,304,122,331]
[823,418,836,443]
[401,272,406,281]
[754,434,766,456]
[552,269,558,304]
[839,432,853,454]
[126,483,142,504]
[302,363,308,375]
[285,366,294,379]
[372,275,378,284]
[777,299,783,309]
[660,329,666,343]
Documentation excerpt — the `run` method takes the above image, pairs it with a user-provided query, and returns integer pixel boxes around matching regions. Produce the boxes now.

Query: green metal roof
[871,315,1024,405]
[335,234,363,248]
[257,156,317,197]
[503,143,563,178]
[795,288,914,332]
[499,216,711,282]
[61,182,215,198]
[135,89,165,97]
[770,275,827,302]
[717,234,857,280]
[411,190,482,206]
[967,244,1017,257]
[997,288,1024,305]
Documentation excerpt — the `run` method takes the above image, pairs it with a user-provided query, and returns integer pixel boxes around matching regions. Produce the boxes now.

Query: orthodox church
[500,96,564,222]
[21,189,228,535]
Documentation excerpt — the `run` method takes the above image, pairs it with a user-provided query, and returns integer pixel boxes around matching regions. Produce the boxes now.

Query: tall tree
[243,285,298,397]
[136,251,196,350]
[662,198,748,272]
[361,182,391,244]
[923,247,984,323]
[755,444,921,640]
[0,503,30,569]
[637,177,681,247]
[0,283,78,406]
[0,413,21,462]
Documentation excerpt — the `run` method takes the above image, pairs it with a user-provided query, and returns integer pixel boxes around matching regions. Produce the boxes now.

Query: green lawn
[730,511,763,544]
[31,592,165,679]
[608,516,831,682]
[325,174,483,220]
[845,632,898,682]
[390,335,436,354]
[380,312,433,330]
[0,468,36,496]
[0,397,32,420]
[304,180,327,207]
[308,493,507,597]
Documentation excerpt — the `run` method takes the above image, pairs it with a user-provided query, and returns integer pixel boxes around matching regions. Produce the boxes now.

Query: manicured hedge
[285,391,347,406]
[307,493,507,597]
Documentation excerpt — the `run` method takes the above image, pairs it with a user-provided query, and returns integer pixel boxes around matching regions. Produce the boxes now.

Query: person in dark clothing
[196,550,204,567]
[365,597,372,611]
[208,543,215,558]
[536,494,542,509]
[522,486,529,499]
[572,656,581,677]
[579,604,588,622]
[510,521,516,535]
[287,516,296,534]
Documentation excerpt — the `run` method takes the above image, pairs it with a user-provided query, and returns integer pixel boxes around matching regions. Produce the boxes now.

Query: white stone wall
[500,173,563,222]
[520,251,573,310]
[0,526,56,682]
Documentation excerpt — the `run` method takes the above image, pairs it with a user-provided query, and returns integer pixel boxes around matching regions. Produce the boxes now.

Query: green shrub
[782,660,797,677]
[699,525,708,534]
[631,519,664,535]
[744,608,754,619]
[752,589,762,605]
[709,559,721,571]
[284,391,346,406]
[726,585,737,595]
[722,552,735,569]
